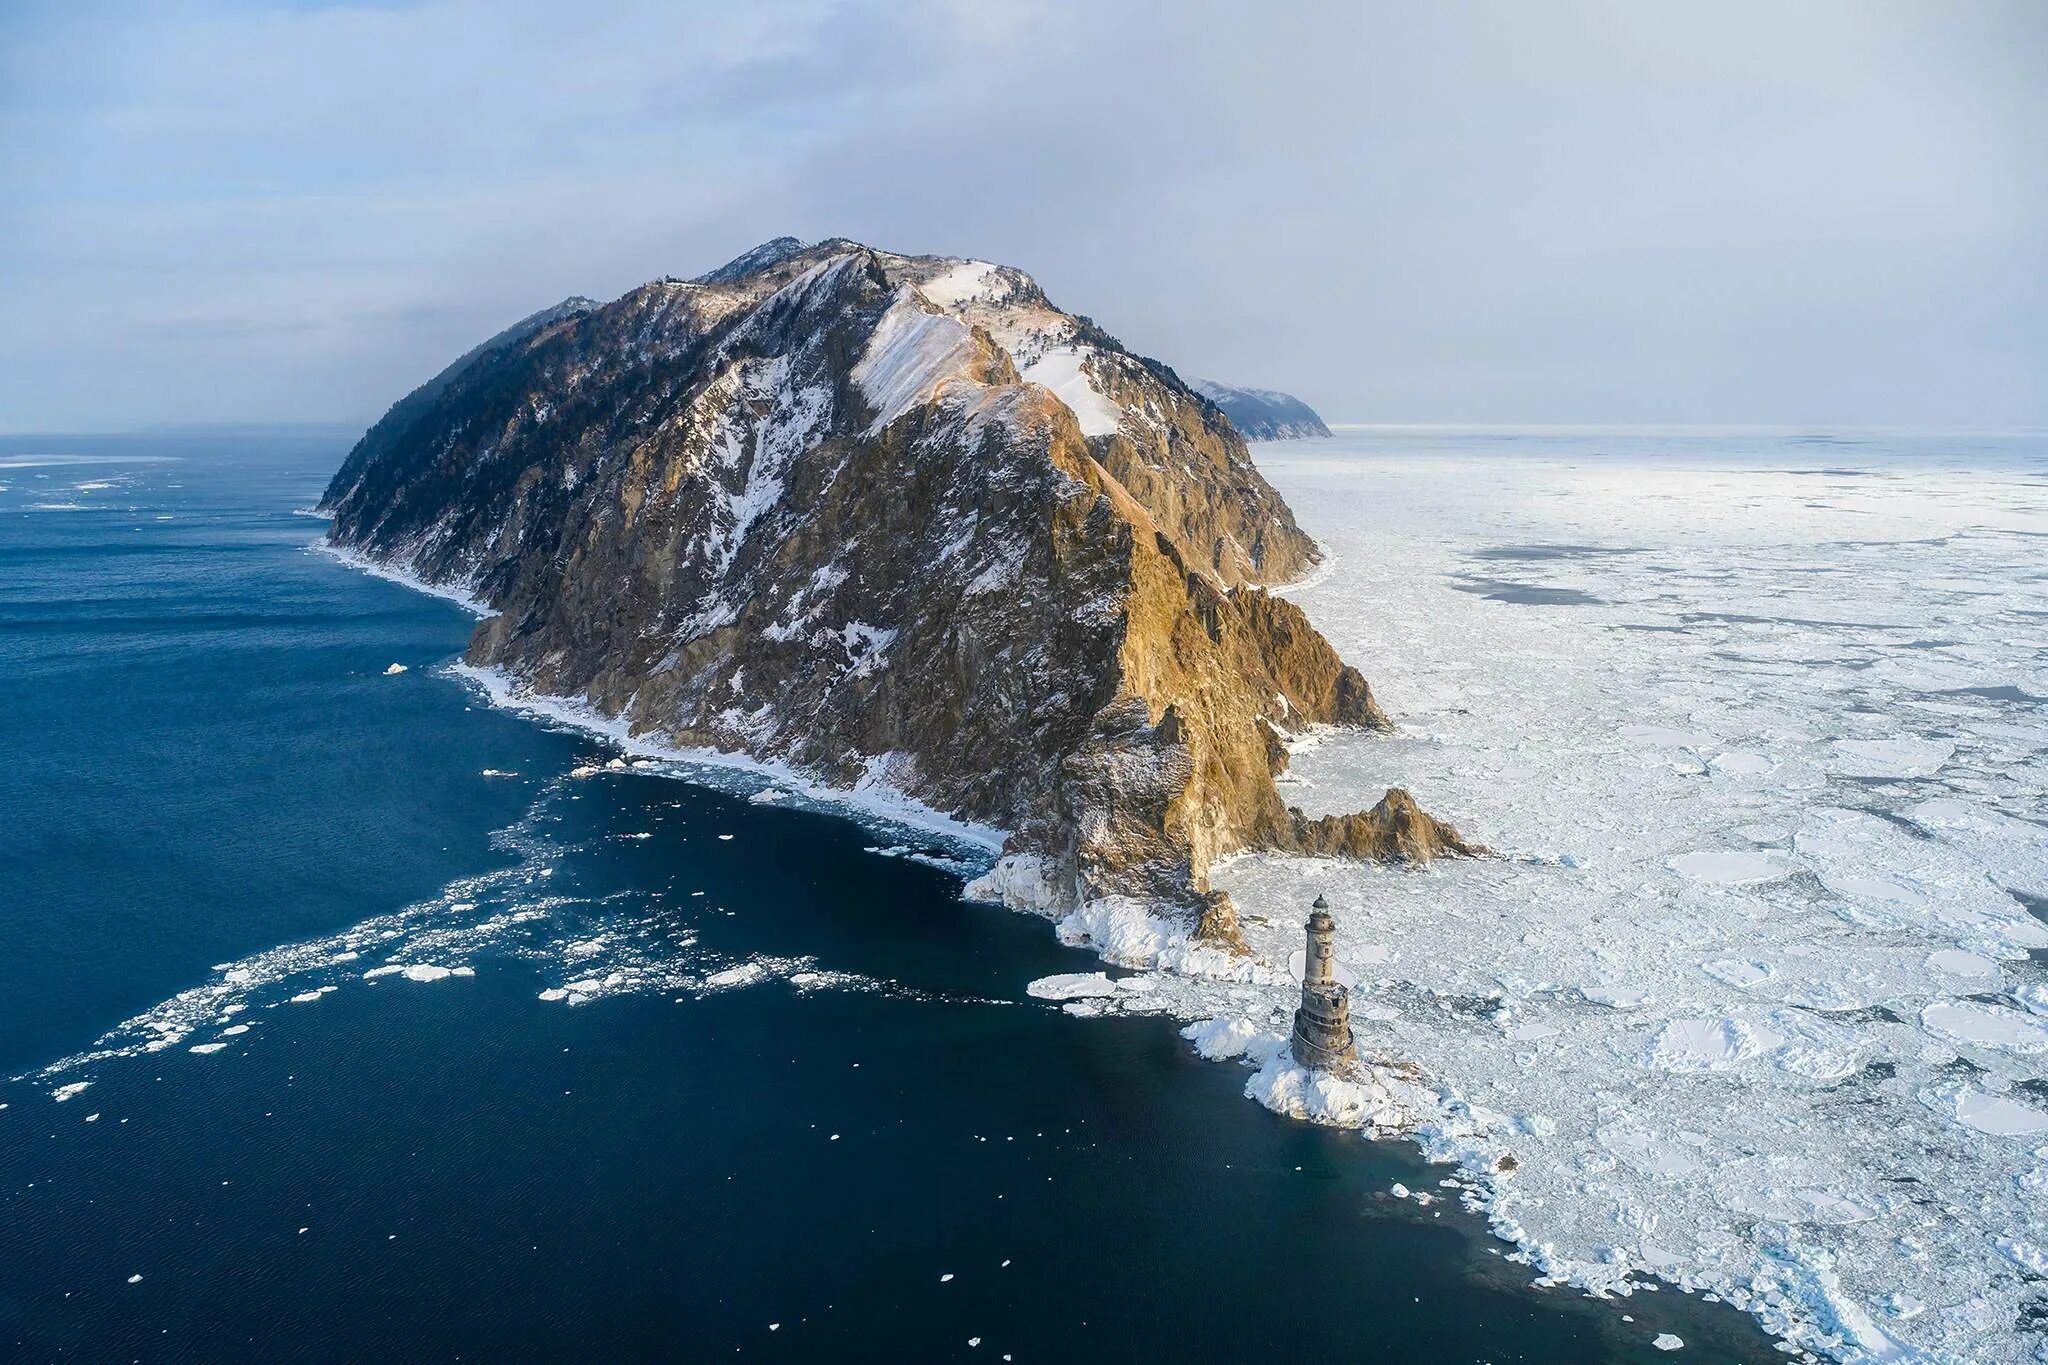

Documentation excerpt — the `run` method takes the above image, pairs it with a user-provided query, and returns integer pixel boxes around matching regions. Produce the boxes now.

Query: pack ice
[1041,431,2048,1364]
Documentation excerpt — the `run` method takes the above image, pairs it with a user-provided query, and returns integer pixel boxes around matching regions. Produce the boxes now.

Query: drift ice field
[1196,428,2047,1362]
[20,427,2042,1361]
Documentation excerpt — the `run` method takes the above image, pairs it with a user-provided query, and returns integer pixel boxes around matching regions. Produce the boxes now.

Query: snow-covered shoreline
[313,540,494,619]
[314,535,1006,854]
[448,662,1006,855]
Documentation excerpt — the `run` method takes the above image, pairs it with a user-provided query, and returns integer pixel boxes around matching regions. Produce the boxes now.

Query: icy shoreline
[313,536,1004,853]
[292,482,2048,1365]
[315,529,1850,1357]
[313,541,494,619]
[315,534,1819,1357]
[449,663,1007,855]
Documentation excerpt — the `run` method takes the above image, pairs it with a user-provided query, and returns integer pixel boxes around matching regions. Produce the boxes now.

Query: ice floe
[1829,738,1954,779]
[1701,958,1774,989]
[1949,1090,2048,1137]
[1646,1017,1784,1071]
[1667,850,1790,884]
[1925,948,1998,979]
[1920,1001,2048,1053]
[1025,973,1120,1001]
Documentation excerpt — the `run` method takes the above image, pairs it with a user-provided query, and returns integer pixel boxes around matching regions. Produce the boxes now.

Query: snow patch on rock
[852,289,981,434]
[1020,347,1121,438]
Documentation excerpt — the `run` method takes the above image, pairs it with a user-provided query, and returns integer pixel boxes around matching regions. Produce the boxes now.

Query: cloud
[1,0,2042,429]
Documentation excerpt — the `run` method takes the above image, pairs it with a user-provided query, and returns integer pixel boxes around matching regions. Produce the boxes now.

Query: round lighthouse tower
[1290,895,1358,1072]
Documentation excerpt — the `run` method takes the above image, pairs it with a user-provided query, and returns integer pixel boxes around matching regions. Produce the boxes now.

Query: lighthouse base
[1290,981,1358,1073]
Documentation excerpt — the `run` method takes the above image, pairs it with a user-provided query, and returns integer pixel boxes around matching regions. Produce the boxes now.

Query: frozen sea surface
[1197,429,2048,1363]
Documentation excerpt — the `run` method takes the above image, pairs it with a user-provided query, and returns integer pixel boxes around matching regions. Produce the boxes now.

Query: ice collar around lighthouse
[1290,895,1359,1073]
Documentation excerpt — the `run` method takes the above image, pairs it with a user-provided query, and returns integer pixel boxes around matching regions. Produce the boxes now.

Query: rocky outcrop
[1190,380,1332,440]
[1282,788,1479,863]
[321,237,1469,925]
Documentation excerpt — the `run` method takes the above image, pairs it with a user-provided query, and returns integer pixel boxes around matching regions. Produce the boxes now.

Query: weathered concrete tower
[1290,894,1358,1072]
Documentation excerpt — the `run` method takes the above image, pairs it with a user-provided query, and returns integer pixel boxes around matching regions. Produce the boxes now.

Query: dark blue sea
[0,432,1780,1362]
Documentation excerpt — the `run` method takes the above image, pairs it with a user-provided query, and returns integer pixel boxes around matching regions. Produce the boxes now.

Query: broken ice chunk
[1952,1090,2048,1136]
[1646,1017,1783,1071]
[1026,973,1119,1001]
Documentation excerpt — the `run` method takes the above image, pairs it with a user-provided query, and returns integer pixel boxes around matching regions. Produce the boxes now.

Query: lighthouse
[1290,895,1358,1072]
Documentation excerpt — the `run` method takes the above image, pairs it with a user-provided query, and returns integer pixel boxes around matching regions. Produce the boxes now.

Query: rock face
[1190,380,1332,440]
[321,238,1469,921]
[1287,788,1481,863]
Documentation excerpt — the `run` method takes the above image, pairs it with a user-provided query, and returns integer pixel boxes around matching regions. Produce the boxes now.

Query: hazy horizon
[11,419,2048,442]
[4,0,2044,432]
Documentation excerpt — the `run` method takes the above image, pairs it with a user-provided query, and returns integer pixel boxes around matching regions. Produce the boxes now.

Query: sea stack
[1290,895,1357,1072]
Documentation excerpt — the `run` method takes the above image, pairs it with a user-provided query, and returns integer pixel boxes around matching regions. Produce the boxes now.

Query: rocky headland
[1189,380,1332,440]
[320,237,1471,941]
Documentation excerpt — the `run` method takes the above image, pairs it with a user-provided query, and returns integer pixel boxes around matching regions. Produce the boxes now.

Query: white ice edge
[447,663,1004,855]
[1268,543,1340,597]
[312,540,493,618]
[319,536,1001,853]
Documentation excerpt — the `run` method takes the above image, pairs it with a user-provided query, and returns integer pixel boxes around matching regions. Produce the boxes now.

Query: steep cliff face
[321,238,1468,922]
[1191,380,1332,440]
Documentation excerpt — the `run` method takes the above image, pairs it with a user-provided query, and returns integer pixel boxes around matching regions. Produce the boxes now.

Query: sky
[2,0,2043,431]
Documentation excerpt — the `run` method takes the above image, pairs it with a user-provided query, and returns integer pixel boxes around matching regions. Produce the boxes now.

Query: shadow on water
[1453,546,1626,607]
[1941,684,2046,704]
[1450,577,1606,607]
[1467,544,1646,562]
